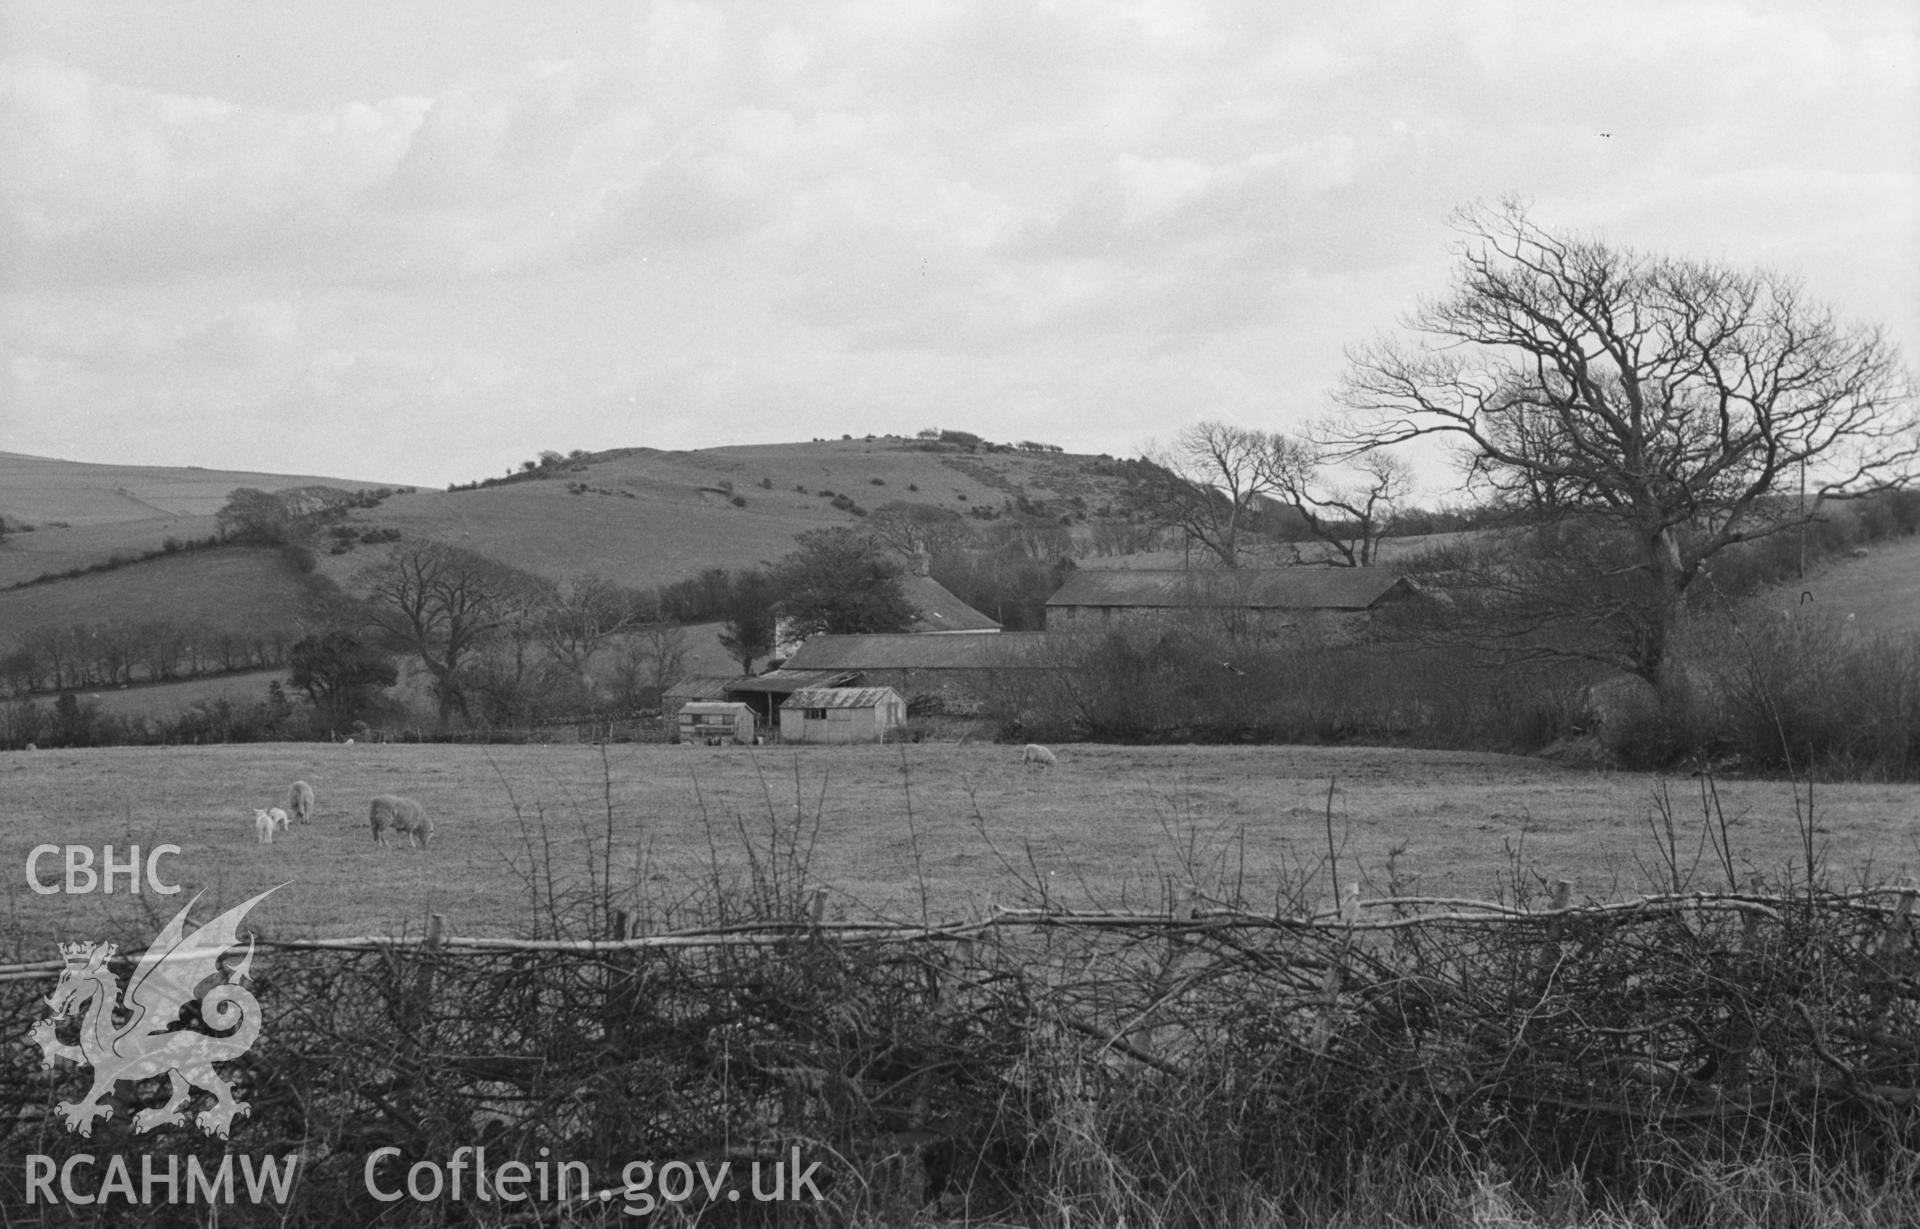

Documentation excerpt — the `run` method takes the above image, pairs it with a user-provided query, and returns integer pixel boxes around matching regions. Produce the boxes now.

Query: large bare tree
[357,541,545,726]
[1338,200,1915,686]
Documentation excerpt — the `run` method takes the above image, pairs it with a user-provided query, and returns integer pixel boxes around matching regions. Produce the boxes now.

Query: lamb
[253,807,290,844]
[287,780,315,824]
[1022,744,1058,769]
[369,794,433,849]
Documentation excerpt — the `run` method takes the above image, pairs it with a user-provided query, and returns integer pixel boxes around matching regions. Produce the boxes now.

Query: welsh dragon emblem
[31,886,281,1139]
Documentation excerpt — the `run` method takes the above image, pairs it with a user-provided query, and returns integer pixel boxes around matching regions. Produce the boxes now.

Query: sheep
[343,737,355,746]
[1022,744,1057,769]
[287,780,315,824]
[369,794,433,849]
[253,808,290,844]
[23,742,36,752]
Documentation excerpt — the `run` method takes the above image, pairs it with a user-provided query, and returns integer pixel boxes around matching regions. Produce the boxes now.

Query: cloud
[0,57,428,286]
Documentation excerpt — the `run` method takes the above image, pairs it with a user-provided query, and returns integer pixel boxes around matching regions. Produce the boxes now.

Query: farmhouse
[675,701,756,745]
[1044,568,1418,644]
[897,572,1002,633]
[779,687,908,744]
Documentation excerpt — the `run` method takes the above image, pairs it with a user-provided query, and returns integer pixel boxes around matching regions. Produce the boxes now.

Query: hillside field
[0,451,404,588]
[6,742,1917,955]
[0,546,320,645]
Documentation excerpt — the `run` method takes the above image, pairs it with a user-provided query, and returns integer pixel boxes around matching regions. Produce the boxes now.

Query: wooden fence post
[1877,881,1915,957]
[1310,883,1362,1055]
[1531,879,1573,997]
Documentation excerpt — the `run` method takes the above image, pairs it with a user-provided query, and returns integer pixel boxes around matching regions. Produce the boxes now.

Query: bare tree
[614,620,689,711]
[867,502,973,561]
[1338,199,1916,686]
[1272,442,1411,567]
[538,573,639,702]
[357,541,545,726]
[1140,422,1282,567]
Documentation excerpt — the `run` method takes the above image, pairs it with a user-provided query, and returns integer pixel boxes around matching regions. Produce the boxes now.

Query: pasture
[0,546,314,645]
[6,741,1917,955]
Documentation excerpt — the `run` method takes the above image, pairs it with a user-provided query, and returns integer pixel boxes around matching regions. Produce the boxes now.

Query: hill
[306,438,1146,591]
[0,451,406,589]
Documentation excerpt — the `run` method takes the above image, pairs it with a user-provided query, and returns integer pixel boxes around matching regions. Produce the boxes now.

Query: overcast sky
[2,1,1914,493]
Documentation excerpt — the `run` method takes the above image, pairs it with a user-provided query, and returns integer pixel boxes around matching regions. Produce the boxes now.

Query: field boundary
[5,886,1910,977]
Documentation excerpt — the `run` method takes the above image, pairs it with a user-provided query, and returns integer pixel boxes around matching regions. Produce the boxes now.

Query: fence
[3,885,1916,1224]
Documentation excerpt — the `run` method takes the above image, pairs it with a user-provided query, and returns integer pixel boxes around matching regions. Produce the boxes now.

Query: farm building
[779,687,908,744]
[1044,568,1418,645]
[781,631,1050,714]
[724,668,858,728]
[897,571,1003,633]
[675,701,756,745]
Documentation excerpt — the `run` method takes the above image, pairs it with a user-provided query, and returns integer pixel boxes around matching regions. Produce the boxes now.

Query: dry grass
[6,741,1918,956]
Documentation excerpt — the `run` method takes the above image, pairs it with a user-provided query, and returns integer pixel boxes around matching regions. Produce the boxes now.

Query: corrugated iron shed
[779,687,903,710]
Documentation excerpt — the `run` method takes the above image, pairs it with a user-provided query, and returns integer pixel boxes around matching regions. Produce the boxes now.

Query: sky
[1,1,1915,494]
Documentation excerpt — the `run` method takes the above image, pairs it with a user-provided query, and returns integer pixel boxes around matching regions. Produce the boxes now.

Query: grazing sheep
[23,742,35,752]
[342,737,355,746]
[1022,744,1057,769]
[369,794,432,849]
[287,780,315,824]
[253,808,290,844]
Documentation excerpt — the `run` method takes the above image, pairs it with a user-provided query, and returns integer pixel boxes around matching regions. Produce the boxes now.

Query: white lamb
[287,780,315,824]
[253,807,290,844]
[369,794,433,849]
[1022,743,1058,768]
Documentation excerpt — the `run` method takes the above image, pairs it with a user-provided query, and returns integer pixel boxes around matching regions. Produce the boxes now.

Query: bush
[1705,613,1920,776]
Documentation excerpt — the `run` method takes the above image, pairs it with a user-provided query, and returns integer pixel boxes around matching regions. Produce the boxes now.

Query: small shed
[676,701,756,746]
[778,688,907,745]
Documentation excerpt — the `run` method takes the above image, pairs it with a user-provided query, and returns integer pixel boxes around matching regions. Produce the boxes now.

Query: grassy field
[0,450,400,588]
[6,741,1916,955]
[1752,532,1920,635]
[0,546,318,645]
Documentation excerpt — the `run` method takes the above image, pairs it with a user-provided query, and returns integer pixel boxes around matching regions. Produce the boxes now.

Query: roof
[900,573,1002,633]
[784,631,1052,671]
[779,687,905,710]
[724,669,858,695]
[677,701,754,716]
[1045,568,1414,611]
[662,676,735,703]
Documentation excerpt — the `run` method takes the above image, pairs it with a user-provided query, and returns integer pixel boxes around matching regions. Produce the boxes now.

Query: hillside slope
[311,438,1146,590]
[0,452,406,588]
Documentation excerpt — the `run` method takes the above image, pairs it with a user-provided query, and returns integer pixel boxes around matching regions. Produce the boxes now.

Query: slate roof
[662,676,735,704]
[779,687,904,710]
[900,573,1002,632]
[1045,568,1414,611]
[784,631,1051,671]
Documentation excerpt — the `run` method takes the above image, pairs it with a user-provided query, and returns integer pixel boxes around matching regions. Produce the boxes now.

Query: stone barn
[675,701,756,745]
[1044,568,1418,645]
[778,687,908,745]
